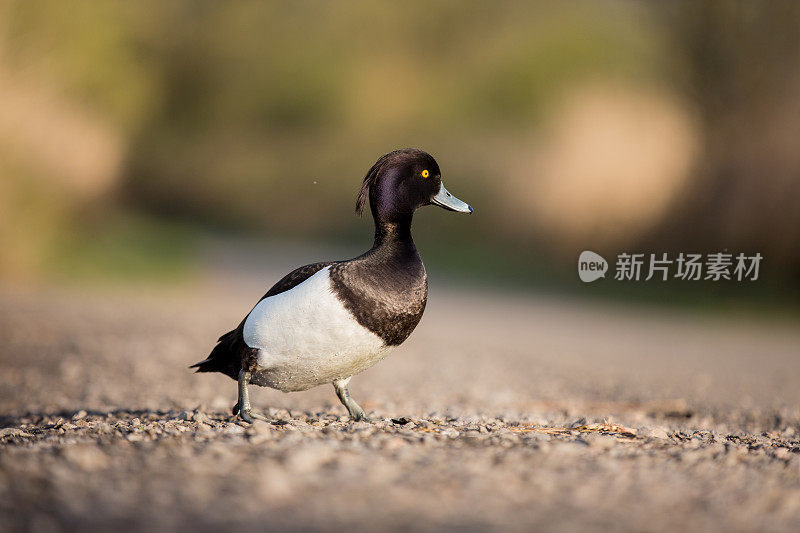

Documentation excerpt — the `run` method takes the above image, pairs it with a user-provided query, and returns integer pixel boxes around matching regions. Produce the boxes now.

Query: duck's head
[356,148,473,222]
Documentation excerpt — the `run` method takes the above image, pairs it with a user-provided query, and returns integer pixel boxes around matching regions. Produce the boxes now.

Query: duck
[191,148,473,422]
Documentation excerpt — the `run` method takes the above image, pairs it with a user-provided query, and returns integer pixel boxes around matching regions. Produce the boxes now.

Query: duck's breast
[242,266,390,390]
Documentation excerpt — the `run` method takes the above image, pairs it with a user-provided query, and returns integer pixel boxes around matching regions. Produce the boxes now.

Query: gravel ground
[1,274,799,532]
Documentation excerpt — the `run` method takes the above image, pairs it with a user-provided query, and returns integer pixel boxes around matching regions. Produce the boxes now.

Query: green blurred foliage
[1,0,798,308]
[118,1,667,240]
[3,1,159,132]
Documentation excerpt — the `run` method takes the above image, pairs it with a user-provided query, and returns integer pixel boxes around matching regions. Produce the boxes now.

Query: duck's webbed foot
[236,370,270,423]
[333,378,369,422]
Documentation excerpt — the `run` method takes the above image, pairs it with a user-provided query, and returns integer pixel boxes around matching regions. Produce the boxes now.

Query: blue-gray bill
[431,182,473,213]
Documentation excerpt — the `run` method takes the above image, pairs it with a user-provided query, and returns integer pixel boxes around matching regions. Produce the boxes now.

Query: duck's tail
[190,328,241,380]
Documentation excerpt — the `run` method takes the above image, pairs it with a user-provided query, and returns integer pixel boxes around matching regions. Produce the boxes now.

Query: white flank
[243,266,390,391]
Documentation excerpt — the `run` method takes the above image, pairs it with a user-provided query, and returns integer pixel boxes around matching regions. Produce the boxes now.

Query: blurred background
[2,4,800,529]
[1,0,799,312]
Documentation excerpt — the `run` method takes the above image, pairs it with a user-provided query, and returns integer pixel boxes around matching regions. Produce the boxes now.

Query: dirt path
[1,278,799,532]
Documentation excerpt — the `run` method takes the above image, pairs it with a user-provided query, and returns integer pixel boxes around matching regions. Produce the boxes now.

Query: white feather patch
[243,266,390,391]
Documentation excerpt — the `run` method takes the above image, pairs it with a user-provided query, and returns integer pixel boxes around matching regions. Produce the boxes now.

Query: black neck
[373,215,414,250]
[359,213,424,285]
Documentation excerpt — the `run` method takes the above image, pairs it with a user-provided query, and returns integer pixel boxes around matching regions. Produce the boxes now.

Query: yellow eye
[421,169,430,178]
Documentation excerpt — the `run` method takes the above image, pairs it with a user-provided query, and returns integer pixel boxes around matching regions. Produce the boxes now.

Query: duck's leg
[333,378,369,421]
[236,370,269,423]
